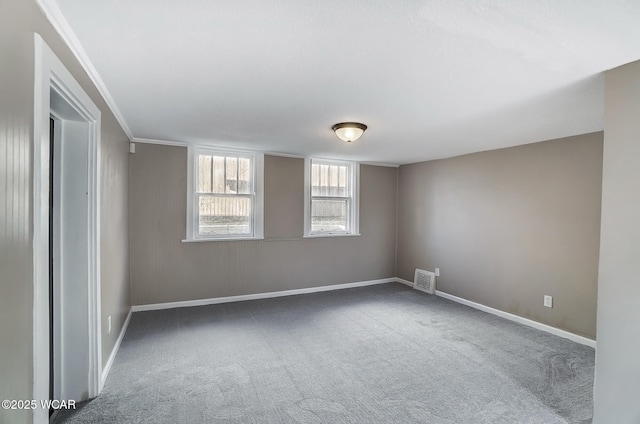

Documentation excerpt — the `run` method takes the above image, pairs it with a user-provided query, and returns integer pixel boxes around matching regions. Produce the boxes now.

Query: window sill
[182,237,264,243]
[303,233,361,239]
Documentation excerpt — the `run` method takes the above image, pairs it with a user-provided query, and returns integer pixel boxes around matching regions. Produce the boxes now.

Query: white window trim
[304,158,360,238]
[184,146,264,242]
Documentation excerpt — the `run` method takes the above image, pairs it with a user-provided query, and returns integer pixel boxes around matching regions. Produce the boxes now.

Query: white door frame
[33,33,102,424]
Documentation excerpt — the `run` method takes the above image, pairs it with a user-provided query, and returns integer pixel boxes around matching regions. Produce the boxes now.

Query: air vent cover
[414,269,436,294]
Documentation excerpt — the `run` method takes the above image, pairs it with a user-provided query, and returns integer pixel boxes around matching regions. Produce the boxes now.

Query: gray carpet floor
[54,283,595,423]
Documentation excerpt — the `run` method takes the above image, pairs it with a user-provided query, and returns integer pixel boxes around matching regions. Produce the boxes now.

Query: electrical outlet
[544,295,553,308]
[435,268,440,277]
[108,316,112,333]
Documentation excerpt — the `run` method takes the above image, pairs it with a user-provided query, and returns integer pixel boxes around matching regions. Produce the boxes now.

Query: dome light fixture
[331,122,367,143]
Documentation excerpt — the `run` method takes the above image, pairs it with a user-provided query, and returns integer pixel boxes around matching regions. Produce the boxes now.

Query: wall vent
[414,269,436,294]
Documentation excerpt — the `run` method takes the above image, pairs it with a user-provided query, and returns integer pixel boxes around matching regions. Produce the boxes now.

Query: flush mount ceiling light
[331,122,367,143]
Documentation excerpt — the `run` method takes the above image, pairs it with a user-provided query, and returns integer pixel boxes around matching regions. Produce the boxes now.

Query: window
[186,147,263,241]
[304,158,359,237]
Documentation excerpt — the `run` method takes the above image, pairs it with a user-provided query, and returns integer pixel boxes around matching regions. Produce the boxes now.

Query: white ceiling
[52,0,640,165]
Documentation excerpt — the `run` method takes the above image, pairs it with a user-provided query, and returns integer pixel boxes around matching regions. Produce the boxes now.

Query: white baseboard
[132,278,397,312]
[100,308,132,390]
[394,278,596,349]
[129,276,595,349]
[396,277,414,287]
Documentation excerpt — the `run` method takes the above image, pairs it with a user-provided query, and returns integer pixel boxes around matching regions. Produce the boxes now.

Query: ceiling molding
[263,151,306,160]
[36,0,133,140]
[263,152,398,167]
[359,161,400,168]
[131,138,399,167]
[131,137,189,147]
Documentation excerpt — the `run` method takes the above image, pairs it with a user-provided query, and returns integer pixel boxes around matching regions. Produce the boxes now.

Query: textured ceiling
[53,0,640,164]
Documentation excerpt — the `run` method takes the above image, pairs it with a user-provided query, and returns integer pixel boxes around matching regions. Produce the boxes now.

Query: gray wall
[593,60,640,423]
[0,1,130,423]
[129,144,397,305]
[0,3,34,422]
[397,133,603,339]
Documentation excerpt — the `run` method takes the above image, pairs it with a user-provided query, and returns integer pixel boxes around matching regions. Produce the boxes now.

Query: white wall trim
[395,278,595,348]
[435,290,596,348]
[35,0,133,139]
[264,151,307,159]
[359,161,400,168]
[132,278,396,312]
[303,157,311,236]
[131,137,189,147]
[100,308,132,391]
[131,139,401,169]
[264,153,399,168]
[33,34,102,424]
[396,277,414,287]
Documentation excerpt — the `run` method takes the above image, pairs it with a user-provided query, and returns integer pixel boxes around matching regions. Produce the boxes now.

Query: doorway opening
[33,34,102,424]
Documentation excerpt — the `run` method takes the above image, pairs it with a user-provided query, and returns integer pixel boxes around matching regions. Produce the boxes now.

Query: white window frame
[304,158,360,237]
[185,146,264,241]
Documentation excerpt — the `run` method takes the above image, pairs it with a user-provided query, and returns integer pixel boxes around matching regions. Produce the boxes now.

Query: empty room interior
[2,1,640,423]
